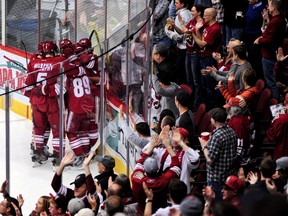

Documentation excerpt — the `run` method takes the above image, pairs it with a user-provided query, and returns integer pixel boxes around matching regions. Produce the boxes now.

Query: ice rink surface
[0,109,99,215]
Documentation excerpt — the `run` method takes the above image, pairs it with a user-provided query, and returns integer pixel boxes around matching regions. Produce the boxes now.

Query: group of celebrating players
[24,38,100,168]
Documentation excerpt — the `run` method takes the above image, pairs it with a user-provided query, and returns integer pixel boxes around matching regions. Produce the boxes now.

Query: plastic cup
[201,132,210,141]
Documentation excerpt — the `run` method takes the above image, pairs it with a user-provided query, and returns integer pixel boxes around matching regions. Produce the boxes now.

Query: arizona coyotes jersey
[25,55,66,104]
[65,59,94,113]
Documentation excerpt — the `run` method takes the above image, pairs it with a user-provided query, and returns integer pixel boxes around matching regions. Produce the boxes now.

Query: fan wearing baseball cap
[265,93,288,159]
[51,151,99,211]
[131,125,181,214]
[156,127,199,194]
[203,175,244,214]
[94,155,118,201]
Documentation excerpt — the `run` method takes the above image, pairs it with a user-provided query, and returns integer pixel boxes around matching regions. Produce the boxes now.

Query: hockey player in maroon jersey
[24,41,67,164]
[26,41,53,160]
[59,39,95,168]
[76,38,99,149]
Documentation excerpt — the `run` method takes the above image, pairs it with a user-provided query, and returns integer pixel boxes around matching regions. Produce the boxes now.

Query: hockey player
[59,39,94,168]
[24,41,67,164]
[76,38,99,150]
[26,41,53,160]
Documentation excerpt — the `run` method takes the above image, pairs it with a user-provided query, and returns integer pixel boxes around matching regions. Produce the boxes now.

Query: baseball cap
[223,175,244,193]
[67,198,85,215]
[180,195,203,216]
[95,155,115,170]
[49,194,68,213]
[208,107,227,123]
[276,157,288,170]
[75,208,95,216]
[144,157,158,175]
[70,173,86,188]
[223,97,241,108]
[178,127,189,139]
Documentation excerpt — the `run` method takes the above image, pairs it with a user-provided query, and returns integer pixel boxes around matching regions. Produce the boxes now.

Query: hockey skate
[42,146,54,158]
[70,156,85,170]
[31,152,48,167]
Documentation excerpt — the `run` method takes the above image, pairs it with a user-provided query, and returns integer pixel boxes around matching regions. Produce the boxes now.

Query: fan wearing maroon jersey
[24,41,67,164]
[59,39,95,168]
[76,38,99,150]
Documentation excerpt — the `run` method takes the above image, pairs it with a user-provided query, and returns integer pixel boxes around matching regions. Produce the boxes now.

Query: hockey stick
[4,55,27,71]
[20,41,29,74]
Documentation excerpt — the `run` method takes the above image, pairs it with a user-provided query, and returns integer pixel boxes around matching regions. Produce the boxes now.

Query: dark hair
[232,44,247,60]
[271,0,284,13]
[105,195,124,216]
[242,69,257,87]
[6,197,19,216]
[40,196,50,216]
[179,0,188,7]
[260,157,277,178]
[114,174,133,198]
[193,4,205,18]
[176,90,192,108]
[162,115,175,128]
[135,122,151,137]
[153,44,168,58]
[154,109,175,134]
[157,71,172,85]
[169,179,187,204]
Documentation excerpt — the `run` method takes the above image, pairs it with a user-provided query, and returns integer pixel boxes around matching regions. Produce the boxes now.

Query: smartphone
[153,117,158,124]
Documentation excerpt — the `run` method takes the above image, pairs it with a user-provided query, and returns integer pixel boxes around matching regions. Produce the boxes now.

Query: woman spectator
[30,196,51,216]
[213,38,242,72]
[221,68,260,111]
[179,4,205,110]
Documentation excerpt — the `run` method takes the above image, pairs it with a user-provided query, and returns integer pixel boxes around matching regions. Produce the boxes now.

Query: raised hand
[87,193,98,211]
[143,182,153,200]
[83,151,94,167]
[276,47,288,62]
[61,151,75,166]
[0,180,8,194]
[119,104,124,120]
[17,194,24,208]
[172,127,182,143]
[247,171,258,185]
[150,134,160,148]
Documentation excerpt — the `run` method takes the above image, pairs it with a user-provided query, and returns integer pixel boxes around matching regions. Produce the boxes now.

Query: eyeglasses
[203,14,211,17]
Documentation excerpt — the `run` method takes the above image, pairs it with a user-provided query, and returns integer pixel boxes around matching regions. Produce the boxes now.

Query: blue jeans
[200,56,224,109]
[262,57,279,99]
[225,25,243,47]
[186,52,202,109]
[208,181,223,202]
[153,36,171,49]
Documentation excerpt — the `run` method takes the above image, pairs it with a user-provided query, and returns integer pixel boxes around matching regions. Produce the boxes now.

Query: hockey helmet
[42,41,57,53]
[59,39,73,49]
[77,38,92,49]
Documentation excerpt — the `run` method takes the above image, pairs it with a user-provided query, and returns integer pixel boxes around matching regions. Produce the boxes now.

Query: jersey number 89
[73,76,91,98]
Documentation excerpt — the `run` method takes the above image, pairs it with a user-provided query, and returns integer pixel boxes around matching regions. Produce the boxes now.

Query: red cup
[201,132,210,141]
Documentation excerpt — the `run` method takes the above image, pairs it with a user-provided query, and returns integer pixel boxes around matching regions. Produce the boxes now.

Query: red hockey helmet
[38,41,44,52]
[42,41,57,53]
[74,45,84,54]
[77,38,92,49]
[59,39,73,49]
